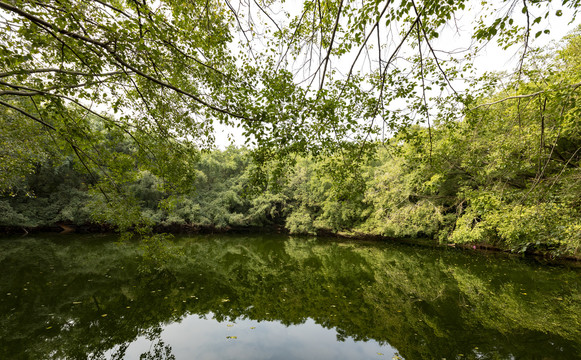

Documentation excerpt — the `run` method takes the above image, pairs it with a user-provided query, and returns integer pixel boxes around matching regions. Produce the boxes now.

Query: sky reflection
[124,313,399,360]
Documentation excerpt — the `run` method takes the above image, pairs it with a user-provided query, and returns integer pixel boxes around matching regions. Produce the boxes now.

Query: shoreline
[1,223,579,265]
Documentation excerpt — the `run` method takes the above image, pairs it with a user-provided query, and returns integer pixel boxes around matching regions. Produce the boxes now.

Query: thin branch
[0,100,56,130]
[469,82,581,110]
[89,0,133,19]
[410,0,459,99]
[70,143,111,203]
[549,147,581,190]
[0,1,107,47]
[0,90,40,96]
[253,0,281,33]
[224,0,256,60]
[378,15,422,95]
[159,39,229,78]
[0,75,122,95]
[417,21,433,161]
[276,7,308,72]
[0,68,124,78]
[318,0,344,93]
[518,0,530,81]
[342,0,392,91]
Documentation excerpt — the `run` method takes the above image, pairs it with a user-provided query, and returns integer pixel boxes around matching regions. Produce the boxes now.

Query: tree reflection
[0,234,580,359]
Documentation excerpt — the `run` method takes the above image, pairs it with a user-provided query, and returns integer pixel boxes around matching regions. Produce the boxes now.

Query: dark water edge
[1,233,580,359]
[2,223,579,265]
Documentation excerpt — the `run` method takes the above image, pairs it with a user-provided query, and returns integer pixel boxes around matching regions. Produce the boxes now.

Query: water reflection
[0,234,580,359]
[120,315,398,360]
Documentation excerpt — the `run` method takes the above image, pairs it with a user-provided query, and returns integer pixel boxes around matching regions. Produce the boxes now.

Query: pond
[0,233,580,359]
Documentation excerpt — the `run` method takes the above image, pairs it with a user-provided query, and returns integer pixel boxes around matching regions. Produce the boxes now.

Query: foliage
[1,28,581,256]
[1,0,579,173]
[137,234,183,275]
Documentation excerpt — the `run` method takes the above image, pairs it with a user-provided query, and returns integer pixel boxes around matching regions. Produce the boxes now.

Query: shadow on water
[0,233,580,359]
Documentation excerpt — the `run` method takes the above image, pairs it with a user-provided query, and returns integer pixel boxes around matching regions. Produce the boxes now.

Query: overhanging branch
[0,100,57,130]
[0,0,258,122]
[469,82,581,110]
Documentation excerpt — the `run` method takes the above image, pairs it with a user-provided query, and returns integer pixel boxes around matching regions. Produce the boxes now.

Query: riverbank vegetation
[0,1,579,258]
[2,30,580,257]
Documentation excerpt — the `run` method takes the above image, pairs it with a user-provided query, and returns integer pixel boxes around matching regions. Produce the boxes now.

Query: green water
[0,234,580,360]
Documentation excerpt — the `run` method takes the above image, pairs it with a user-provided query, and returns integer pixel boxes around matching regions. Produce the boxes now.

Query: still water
[0,233,580,359]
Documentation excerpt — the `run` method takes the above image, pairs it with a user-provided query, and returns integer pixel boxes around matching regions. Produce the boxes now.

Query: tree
[1,0,579,227]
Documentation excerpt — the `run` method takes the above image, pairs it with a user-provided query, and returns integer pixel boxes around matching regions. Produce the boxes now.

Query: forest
[1,2,581,359]
[2,26,580,257]
[0,0,580,258]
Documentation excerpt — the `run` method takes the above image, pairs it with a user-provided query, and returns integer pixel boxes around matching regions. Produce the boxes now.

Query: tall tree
[1,0,579,196]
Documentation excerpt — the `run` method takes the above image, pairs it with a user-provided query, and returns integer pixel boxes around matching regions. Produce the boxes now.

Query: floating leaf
[250,327,256,329]
[101,314,107,317]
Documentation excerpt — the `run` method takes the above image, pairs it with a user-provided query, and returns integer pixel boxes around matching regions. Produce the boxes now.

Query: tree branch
[0,68,124,78]
[411,0,459,99]
[342,0,392,90]
[469,82,581,110]
[318,0,344,93]
[0,100,56,130]
[0,1,257,122]
[253,0,282,34]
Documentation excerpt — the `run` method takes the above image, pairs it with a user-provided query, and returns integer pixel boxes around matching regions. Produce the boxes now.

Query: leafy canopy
[0,0,580,227]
